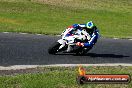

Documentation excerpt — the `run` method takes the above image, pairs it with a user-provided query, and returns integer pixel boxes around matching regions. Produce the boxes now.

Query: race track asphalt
[0,33,131,66]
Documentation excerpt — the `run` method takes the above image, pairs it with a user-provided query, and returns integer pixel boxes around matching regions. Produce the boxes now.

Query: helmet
[86,21,94,29]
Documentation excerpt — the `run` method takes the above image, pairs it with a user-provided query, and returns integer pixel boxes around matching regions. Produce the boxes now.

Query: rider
[65,21,99,52]
[76,21,99,47]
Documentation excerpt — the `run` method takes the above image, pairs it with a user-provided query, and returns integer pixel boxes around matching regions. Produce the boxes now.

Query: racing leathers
[76,24,99,47]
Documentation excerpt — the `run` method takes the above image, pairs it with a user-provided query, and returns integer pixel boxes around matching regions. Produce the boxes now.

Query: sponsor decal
[76,66,131,84]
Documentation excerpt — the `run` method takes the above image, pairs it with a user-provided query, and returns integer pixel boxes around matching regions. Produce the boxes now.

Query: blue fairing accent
[65,33,71,37]
[84,43,91,47]
[73,24,79,28]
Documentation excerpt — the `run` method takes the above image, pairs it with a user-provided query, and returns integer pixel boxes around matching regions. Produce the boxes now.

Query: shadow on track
[56,53,129,58]
[83,53,129,58]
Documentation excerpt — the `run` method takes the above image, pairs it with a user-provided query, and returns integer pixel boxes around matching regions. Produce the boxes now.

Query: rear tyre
[48,42,61,54]
[76,46,92,55]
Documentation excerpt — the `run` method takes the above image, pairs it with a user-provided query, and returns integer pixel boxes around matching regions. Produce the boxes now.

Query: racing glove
[76,42,84,47]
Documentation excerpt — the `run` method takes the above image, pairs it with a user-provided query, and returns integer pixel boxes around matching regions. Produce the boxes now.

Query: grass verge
[0,66,132,88]
[0,0,131,38]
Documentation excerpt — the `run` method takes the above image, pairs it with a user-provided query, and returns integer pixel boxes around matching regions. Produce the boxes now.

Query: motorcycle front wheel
[48,42,61,55]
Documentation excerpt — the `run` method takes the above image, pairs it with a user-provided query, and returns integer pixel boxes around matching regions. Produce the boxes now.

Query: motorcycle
[48,27,100,55]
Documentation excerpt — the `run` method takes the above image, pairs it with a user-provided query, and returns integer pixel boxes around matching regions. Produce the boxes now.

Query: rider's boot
[66,45,73,52]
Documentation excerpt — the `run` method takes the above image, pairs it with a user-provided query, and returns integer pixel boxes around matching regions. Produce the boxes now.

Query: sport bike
[48,28,100,55]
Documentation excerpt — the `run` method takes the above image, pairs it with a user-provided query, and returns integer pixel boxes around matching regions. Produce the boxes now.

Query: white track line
[3,32,9,34]
[129,39,132,41]
[20,33,28,35]
[0,65,39,70]
[56,35,61,36]
[0,64,132,70]
[113,38,119,39]
[43,64,132,67]
[1,32,132,40]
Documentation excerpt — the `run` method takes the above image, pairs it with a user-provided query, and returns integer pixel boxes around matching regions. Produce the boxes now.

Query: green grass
[0,66,132,88]
[0,0,132,38]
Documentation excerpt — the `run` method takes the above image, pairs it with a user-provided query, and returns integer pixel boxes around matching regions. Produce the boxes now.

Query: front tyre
[48,42,61,54]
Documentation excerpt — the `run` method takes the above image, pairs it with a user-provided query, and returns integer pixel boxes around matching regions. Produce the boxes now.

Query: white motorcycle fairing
[48,26,99,55]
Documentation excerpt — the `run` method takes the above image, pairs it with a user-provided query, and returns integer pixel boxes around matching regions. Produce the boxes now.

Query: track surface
[0,33,131,66]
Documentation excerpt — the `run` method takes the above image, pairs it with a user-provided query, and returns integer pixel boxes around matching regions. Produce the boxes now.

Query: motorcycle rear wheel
[76,46,92,55]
